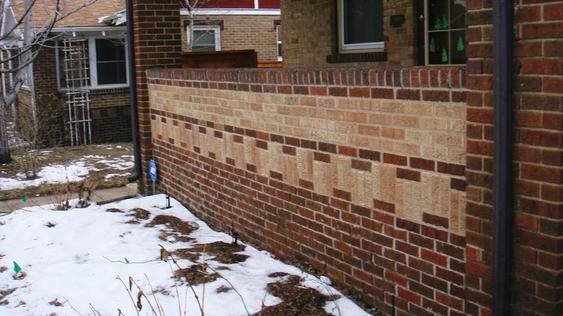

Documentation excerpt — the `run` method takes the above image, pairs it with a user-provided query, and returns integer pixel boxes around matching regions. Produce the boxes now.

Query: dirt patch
[268,272,289,278]
[146,215,198,235]
[152,286,170,296]
[48,298,64,307]
[105,208,123,213]
[253,275,339,316]
[128,208,150,221]
[216,285,232,294]
[172,248,200,262]
[189,241,249,264]
[173,264,219,286]
[158,232,193,243]
[0,288,15,300]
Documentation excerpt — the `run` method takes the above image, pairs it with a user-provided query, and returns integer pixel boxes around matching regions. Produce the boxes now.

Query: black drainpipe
[126,0,142,183]
[492,0,514,314]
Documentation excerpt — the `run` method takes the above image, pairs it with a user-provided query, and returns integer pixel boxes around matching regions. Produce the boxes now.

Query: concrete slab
[0,183,138,213]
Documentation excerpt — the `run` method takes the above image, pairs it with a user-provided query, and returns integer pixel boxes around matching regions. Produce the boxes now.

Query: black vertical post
[126,0,142,184]
[492,0,514,314]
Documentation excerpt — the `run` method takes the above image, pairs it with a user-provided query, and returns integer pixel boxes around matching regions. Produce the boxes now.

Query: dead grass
[189,241,249,264]
[0,143,133,201]
[253,275,339,316]
[172,248,201,262]
[105,208,124,213]
[145,215,198,235]
[216,285,233,294]
[128,208,151,221]
[173,264,219,286]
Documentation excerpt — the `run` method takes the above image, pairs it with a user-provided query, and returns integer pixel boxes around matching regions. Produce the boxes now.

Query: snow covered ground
[0,195,370,316]
[0,145,134,191]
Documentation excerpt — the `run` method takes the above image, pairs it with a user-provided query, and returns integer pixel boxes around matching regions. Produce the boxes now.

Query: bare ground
[0,143,133,201]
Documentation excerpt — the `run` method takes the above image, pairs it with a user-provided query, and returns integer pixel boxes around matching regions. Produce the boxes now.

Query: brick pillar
[465,1,562,315]
[131,0,183,193]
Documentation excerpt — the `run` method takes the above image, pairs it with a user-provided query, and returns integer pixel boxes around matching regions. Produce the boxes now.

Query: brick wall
[180,14,280,62]
[465,1,562,315]
[281,0,415,68]
[132,0,184,193]
[146,66,468,314]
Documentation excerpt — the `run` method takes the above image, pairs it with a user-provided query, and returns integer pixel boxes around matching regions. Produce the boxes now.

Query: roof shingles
[10,0,125,28]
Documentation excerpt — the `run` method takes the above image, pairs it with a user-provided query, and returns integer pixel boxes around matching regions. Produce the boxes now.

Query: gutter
[50,26,127,33]
[492,0,514,314]
[125,0,142,183]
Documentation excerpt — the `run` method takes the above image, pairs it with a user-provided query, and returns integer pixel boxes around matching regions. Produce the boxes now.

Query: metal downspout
[125,0,142,183]
[492,0,514,314]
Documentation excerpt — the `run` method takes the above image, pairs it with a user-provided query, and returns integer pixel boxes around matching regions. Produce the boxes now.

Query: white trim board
[50,26,127,33]
[180,9,280,16]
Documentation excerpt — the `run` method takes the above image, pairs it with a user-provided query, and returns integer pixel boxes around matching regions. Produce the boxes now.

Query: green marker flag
[457,36,465,52]
[13,261,21,274]
[441,48,449,63]
[21,195,27,204]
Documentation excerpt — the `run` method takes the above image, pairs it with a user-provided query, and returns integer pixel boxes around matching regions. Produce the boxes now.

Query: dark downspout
[492,0,514,314]
[126,0,142,183]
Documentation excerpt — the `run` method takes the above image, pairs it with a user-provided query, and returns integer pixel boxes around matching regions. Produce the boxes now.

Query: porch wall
[146,66,468,314]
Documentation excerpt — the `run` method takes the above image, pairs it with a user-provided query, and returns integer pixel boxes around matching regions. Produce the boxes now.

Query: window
[94,39,127,85]
[56,37,128,89]
[425,0,466,65]
[276,24,282,61]
[187,25,221,52]
[338,0,384,53]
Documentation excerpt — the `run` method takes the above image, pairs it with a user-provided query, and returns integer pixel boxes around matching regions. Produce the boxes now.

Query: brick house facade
[3,0,131,146]
[179,0,281,63]
[131,0,562,315]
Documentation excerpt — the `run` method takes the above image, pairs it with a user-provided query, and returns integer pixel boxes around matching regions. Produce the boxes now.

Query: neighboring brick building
[1,0,131,146]
[180,0,281,63]
[130,0,562,315]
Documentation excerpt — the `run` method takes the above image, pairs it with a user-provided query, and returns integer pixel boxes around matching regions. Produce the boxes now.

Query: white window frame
[337,0,384,53]
[55,35,129,91]
[17,41,32,90]
[275,24,282,61]
[186,25,221,52]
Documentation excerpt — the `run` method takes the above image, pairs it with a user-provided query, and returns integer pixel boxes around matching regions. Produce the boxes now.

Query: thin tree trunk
[0,104,10,163]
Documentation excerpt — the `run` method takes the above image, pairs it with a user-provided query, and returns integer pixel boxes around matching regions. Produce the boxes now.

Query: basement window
[338,0,384,53]
[187,25,221,52]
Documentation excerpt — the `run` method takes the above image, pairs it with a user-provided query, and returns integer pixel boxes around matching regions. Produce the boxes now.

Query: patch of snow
[0,195,371,316]
[0,155,134,191]
[320,275,332,285]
